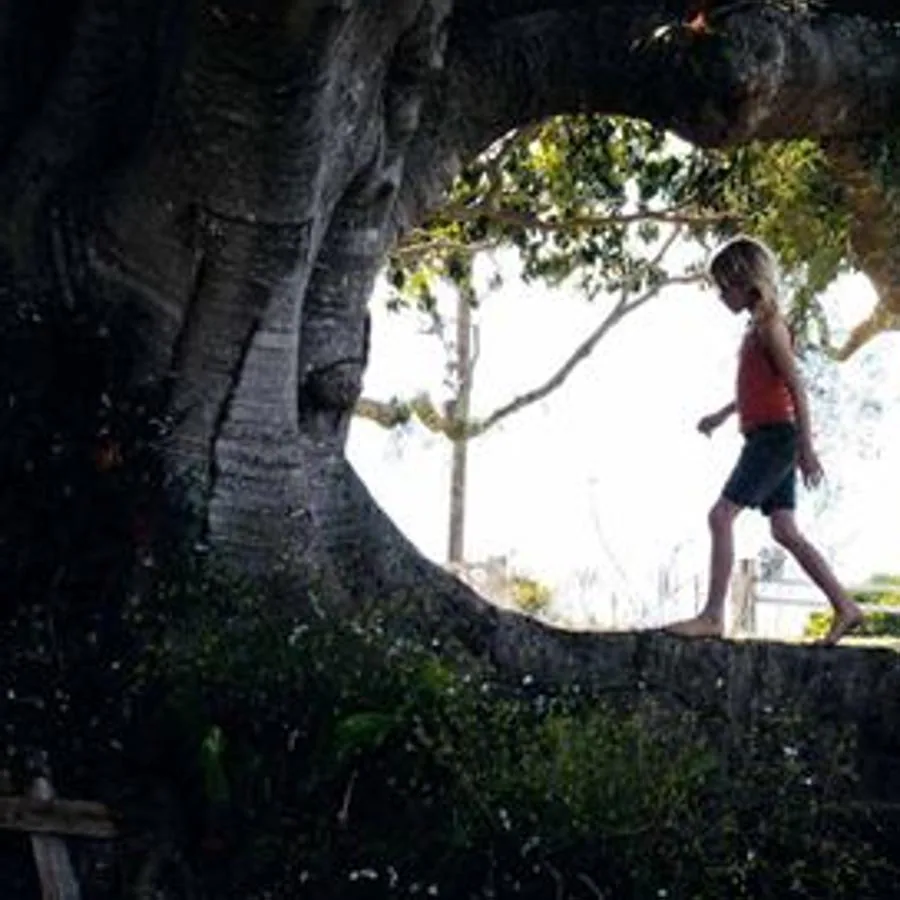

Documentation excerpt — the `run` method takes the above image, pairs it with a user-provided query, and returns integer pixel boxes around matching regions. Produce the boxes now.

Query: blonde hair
[707,235,781,324]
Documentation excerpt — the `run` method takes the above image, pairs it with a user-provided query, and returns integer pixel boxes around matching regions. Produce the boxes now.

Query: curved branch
[398,4,900,232]
[825,140,900,314]
[325,456,900,747]
[827,303,900,361]
[447,5,900,153]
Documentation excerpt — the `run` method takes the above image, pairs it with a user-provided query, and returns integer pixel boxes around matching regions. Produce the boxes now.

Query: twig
[433,201,733,236]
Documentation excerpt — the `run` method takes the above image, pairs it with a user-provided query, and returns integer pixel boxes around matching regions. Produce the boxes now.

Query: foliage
[0,333,893,897]
[805,573,900,639]
[509,572,554,615]
[858,127,900,202]
[388,116,712,312]
[699,139,852,348]
[142,561,894,899]
[388,116,855,347]
[369,119,866,459]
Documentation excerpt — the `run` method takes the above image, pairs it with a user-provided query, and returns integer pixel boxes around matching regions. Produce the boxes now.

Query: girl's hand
[697,412,722,437]
[798,442,824,488]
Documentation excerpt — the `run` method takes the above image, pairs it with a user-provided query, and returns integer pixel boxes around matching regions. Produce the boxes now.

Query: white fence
[729,558,900,640]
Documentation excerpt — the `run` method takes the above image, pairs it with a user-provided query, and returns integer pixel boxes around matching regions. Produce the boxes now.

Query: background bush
[147,559,894,899]
[806,574,900,639]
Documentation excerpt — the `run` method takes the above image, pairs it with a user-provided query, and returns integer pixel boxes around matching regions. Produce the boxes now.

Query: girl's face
[714,275,755,314]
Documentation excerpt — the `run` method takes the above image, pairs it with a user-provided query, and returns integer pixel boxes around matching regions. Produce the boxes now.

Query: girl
[666,235,863,645]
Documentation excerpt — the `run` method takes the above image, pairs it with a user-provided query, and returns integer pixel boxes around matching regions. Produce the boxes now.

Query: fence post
[730,558,757,637]
[28,776,82,900]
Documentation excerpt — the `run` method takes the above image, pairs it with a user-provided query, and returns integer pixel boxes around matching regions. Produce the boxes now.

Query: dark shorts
[722,422,797,515]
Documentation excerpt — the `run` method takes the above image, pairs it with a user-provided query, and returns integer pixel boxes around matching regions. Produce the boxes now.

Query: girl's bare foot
[664,614,724,639]
[816,605,865,646]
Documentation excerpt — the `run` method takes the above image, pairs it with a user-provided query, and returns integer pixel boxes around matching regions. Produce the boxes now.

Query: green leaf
[332,710,400,761]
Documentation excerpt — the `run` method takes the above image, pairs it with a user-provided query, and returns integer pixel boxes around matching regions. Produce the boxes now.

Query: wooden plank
[771,578,816,589]
[730,559,756,636]
[0,797,117,839]
[27,778,83,900]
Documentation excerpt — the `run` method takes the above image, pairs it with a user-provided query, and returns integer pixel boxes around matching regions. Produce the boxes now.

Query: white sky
[348,248,900,627]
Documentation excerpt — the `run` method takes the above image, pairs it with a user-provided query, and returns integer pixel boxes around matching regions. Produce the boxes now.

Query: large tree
[3,0,900,674]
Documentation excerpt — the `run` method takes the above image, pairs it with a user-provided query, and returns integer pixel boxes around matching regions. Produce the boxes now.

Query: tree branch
[470,322,482,375]
[355,396,414,429]
[363,229,699,439]
[475,233,696,435]
[398,4,900,233]
[354,276,663,437]
[825,140,900,313]
[826,303,900,361]
[391,236,503,264]
[433,201,734,235]
[808,140,900,358]
[355,393,454,436]
[448,5,900,154]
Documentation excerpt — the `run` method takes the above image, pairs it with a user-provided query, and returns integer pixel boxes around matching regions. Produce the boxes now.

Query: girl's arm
[698,400,736,436]
[757,318,812,446]
[758,317,824,486]
[715,400,737,420]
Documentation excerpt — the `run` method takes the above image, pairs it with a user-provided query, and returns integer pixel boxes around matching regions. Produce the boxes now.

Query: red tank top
[736,326,795,434]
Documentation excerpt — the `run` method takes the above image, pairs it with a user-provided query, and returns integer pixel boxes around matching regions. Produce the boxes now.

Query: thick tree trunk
[2,0,900,683]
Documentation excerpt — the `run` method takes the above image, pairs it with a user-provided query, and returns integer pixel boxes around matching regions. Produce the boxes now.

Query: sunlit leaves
[702,139,852,346]
[390,114,856,349]
[389,115,716,305]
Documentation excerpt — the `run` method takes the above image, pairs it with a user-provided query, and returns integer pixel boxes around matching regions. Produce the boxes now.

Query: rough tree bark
[2,0,900,681]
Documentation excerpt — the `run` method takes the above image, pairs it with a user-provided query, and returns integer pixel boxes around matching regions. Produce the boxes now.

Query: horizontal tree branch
[399,4,900,232]
[390,236,504,263]
[434,200,734,235]
[449,5,900,154]
[355,393,453,436]
[355,396,414,429]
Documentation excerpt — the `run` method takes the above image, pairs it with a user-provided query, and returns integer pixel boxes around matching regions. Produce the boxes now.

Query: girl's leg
[703,496,743,623]
[666,496,742,637]
[768,509,863,644]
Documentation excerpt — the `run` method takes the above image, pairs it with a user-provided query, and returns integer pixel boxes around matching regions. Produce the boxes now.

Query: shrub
[149,558,893,899]
[509,572,553,615]
[805,575,900,639]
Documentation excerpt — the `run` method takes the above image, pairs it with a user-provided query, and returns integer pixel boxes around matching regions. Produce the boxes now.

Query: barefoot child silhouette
[666,236,863,645]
